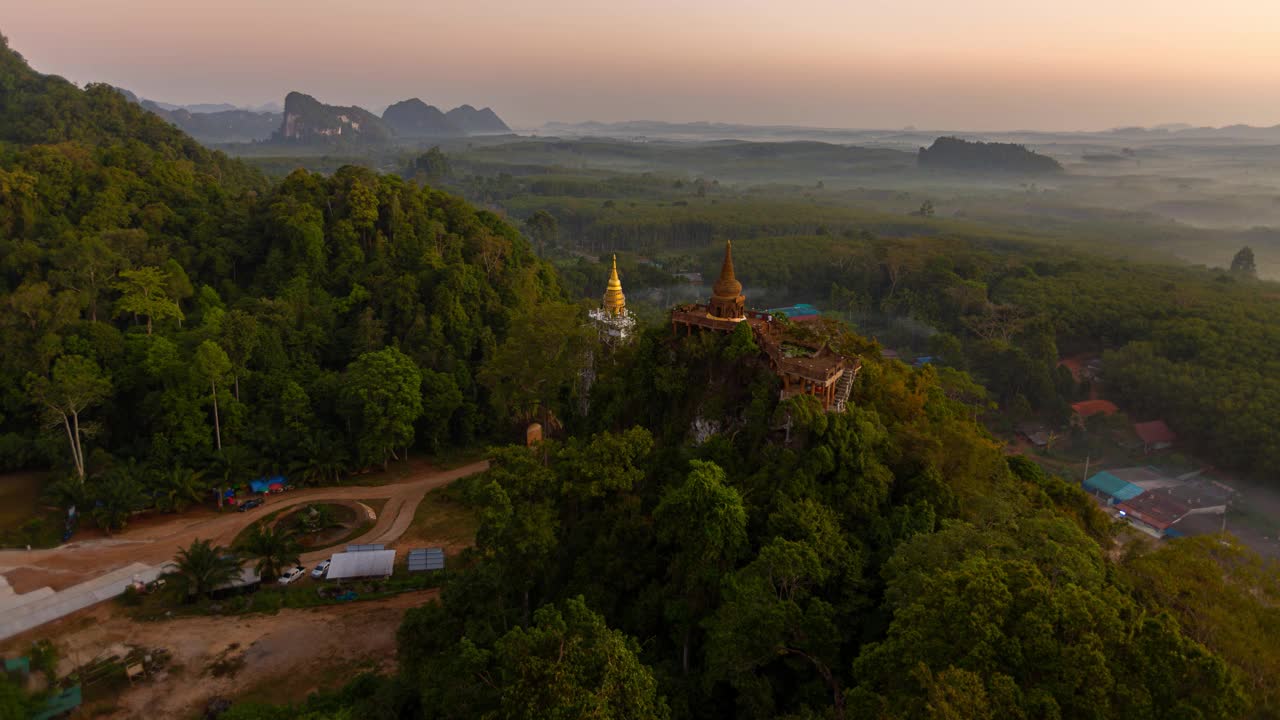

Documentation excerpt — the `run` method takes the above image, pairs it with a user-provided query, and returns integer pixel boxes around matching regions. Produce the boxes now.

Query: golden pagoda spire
[712,240,742,300]
[602,255,626,316]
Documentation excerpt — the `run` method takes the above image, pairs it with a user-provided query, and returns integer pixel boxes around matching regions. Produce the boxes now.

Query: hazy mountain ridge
[111,82,510,145]
[543,118,1280,145]
[381,98,463,137]
[445,104,511,134]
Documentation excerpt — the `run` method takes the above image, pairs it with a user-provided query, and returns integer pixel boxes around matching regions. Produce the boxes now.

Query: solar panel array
[345,544,386,553]
[407,547,445,573]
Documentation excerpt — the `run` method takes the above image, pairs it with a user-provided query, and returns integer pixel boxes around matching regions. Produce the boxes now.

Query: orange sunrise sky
[4,0,1279,130]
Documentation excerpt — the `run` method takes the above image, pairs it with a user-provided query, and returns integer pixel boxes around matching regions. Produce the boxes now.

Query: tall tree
[26,355,112,481]
[653,460,748,674]
[1230,246,1258,278]
[194,340,232,452]
[523,210,559,256]
[479,302,594,437]
[218,309,260,401]
[488,597,670,720]
[113,266,184,335]
[50,233,124,322]
[341,346,424,468]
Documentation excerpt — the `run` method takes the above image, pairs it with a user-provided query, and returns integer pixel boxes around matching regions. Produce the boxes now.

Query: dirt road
[0,460,488,594]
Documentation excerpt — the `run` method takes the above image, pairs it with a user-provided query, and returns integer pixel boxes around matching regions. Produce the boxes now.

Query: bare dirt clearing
[1,589,439,719]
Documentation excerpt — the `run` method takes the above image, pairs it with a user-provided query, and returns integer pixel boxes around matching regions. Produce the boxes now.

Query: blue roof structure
[1084,471,1145,502]
[249,476,287,493]
[767,303,820,319]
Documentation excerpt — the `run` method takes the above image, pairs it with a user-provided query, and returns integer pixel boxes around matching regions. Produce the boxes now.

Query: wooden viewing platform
[670,302,860,412]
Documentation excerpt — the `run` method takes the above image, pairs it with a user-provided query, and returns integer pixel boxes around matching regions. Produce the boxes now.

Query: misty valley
[1,17,1280,720]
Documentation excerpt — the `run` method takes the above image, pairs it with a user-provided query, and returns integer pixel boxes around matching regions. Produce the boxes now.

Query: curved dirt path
[0,460,489,592]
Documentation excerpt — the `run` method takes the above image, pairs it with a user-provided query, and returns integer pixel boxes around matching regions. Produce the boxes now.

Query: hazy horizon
[6,0,1280,132]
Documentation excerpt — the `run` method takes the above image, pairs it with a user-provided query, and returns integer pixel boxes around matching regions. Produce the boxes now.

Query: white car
[311,559,331,580]
[277,566,307,585]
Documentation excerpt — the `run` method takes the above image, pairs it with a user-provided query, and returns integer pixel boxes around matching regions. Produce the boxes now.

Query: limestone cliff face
[274,92,392,144]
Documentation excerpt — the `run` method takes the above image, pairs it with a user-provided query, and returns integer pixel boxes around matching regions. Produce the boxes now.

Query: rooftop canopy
[1084,471,1145,502]
[1071,399,1118,418]
[1134,420,1176,446]
[327,549,395,580]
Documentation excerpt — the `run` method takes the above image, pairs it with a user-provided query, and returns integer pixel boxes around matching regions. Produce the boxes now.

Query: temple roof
[712,240,742,299]
[603,255,626,315]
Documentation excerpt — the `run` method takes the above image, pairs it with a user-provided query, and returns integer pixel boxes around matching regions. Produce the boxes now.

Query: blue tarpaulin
[33,685,81,720]
[250,476,287,493]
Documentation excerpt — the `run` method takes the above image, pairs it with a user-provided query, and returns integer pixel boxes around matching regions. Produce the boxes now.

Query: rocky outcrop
[273,91,393,144]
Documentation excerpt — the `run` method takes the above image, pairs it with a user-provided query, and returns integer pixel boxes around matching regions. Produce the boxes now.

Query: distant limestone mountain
[273,91,393,144]
[382,98,463,137]
[110,87,280,143]
[445,104,511,134]
[918,136,1063,174]
[149,105,281,143]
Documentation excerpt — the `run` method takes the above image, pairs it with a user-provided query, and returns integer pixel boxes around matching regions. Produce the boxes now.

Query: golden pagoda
[602,255,626,316]
[708,240,746,320]
[590,254,636,344]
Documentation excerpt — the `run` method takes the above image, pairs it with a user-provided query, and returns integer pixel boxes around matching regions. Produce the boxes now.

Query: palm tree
[238,523,301,582]
[171,538,240,600]
[208,444,257,510]
[290,434,351,486]
[154,466,207,513]
[89,471,147,535]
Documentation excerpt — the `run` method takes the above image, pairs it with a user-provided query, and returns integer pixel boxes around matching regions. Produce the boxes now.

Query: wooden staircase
[832,369,854,412]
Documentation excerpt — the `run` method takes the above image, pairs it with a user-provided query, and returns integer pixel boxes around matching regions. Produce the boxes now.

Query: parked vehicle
[311,559,331,579]
[237,498,264,512]
[277,566,307,585]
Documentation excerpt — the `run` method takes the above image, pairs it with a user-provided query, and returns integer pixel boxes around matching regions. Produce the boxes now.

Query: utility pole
[1082,454,1090,485]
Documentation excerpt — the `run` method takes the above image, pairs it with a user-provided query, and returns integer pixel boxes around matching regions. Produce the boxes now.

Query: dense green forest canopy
[2,30,1279,720]
[226,327,1272,720]
[0,35,560,534]
[413,148,1280,477]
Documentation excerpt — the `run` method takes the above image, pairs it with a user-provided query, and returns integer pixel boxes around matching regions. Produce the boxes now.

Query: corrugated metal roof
[1084,471,1145,501]
[1135,420,1176,445]
[328,550,395,580]
[1116,492,1191,531]
[1071,400,1118,417]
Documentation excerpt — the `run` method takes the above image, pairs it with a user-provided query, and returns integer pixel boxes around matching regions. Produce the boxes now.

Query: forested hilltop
[918,136,1063,173]
[224,327,1271,720]
[0,34,561,525]
[2,30,1278,720]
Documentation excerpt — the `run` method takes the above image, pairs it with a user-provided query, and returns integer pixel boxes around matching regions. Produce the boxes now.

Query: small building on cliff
[670,241,860,411]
